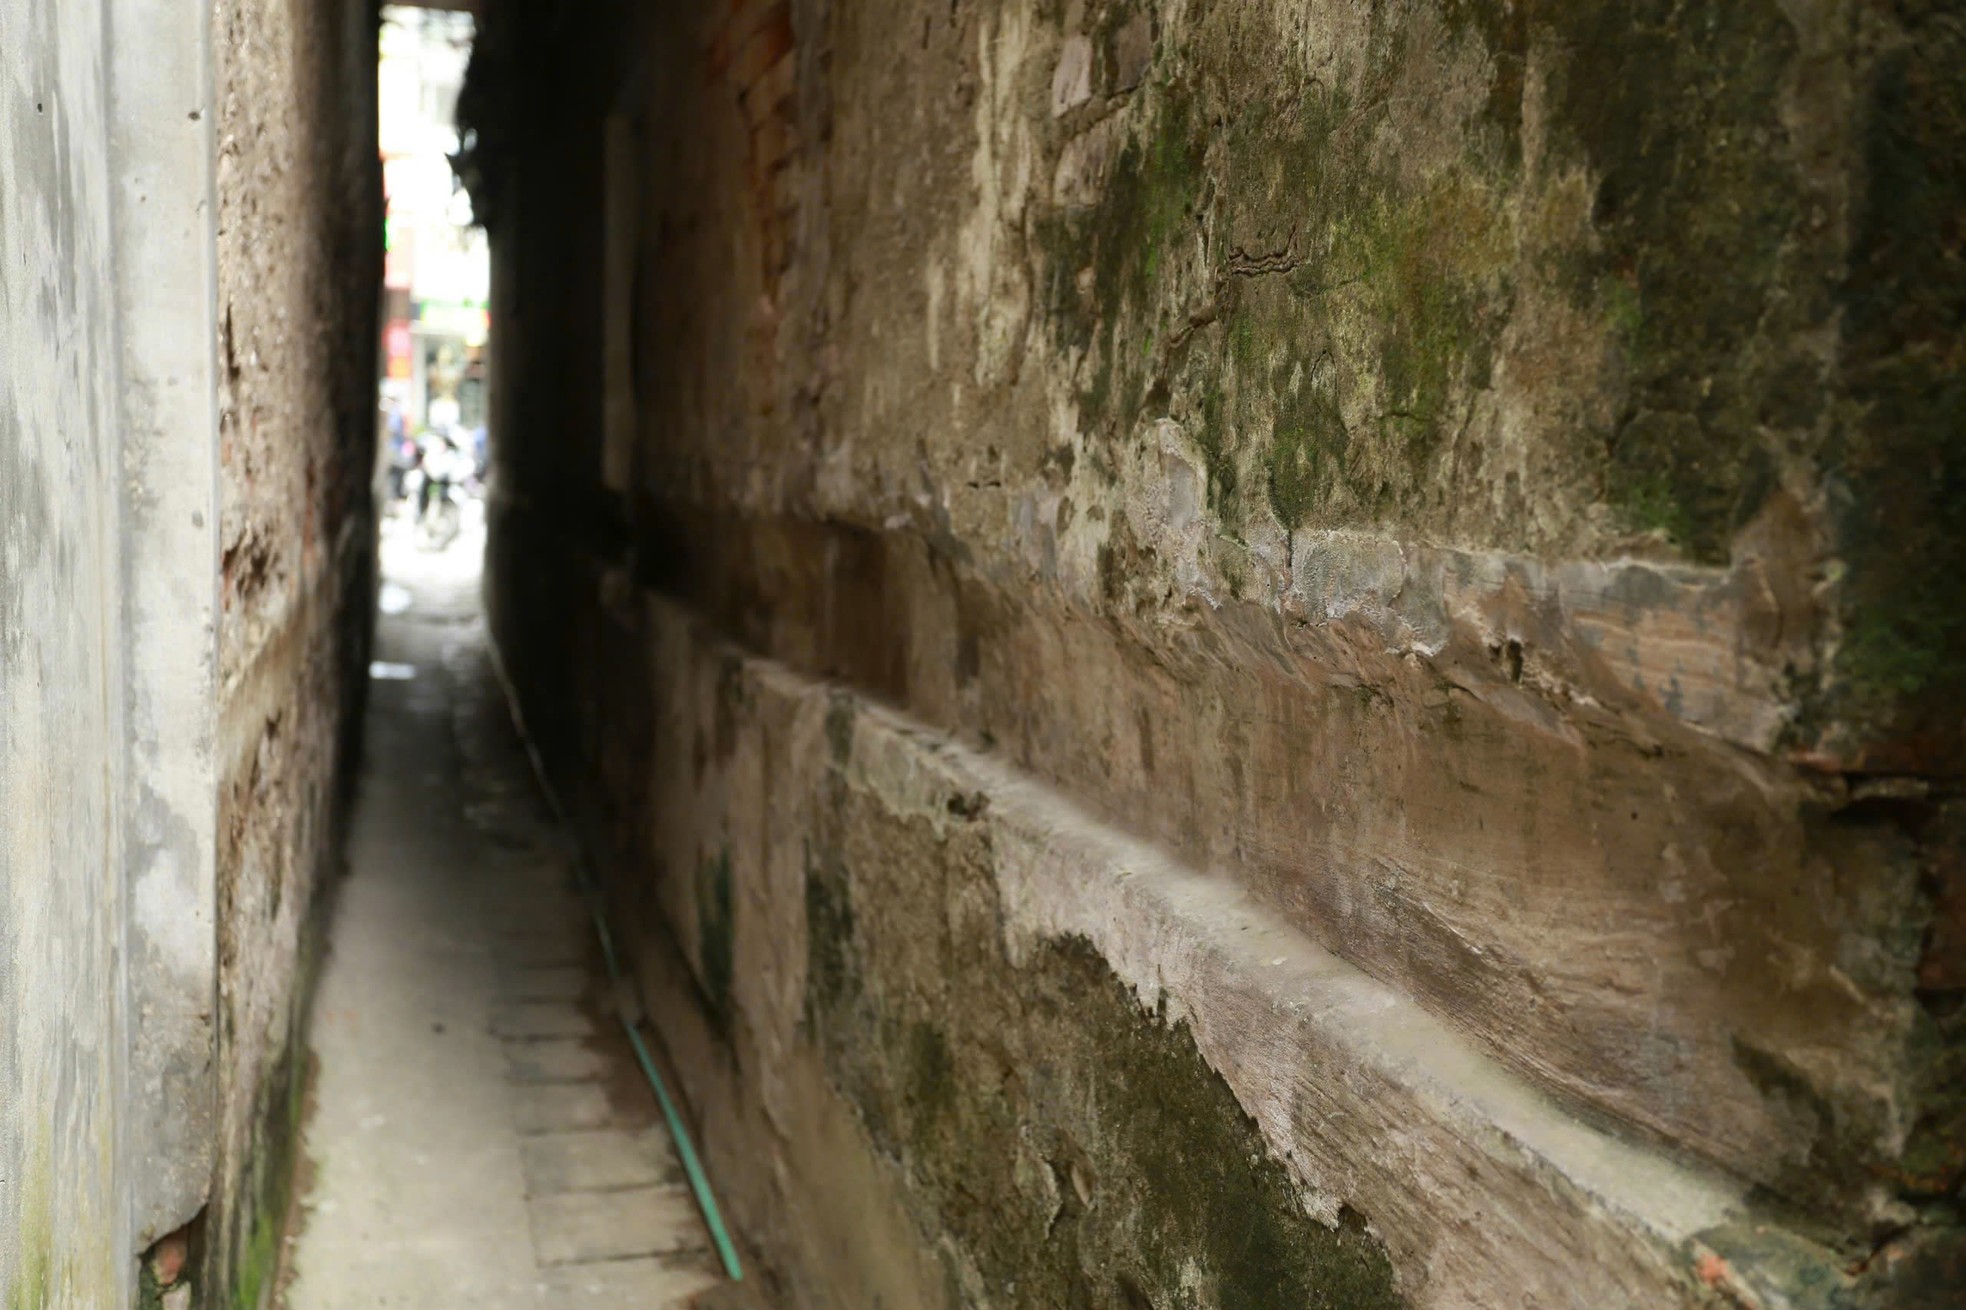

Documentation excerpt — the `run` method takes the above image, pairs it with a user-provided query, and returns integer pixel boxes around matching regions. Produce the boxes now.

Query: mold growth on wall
[804,814,1403,1310]
[1824,6,1966,760]
[1033,0,1843,568]
[696,845,738,1030]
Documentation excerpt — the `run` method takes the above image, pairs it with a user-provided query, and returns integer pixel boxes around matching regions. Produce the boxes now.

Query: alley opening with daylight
[2,1,1963,1308]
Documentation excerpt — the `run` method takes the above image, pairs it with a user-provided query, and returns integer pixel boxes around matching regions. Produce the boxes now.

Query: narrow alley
[279,515,726,1309]
[3,1,1963,1309]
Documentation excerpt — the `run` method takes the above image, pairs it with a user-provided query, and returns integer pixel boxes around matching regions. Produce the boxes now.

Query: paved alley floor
[281,508,724,1309]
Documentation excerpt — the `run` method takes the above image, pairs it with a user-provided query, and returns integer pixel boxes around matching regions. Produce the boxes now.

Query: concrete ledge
[620,503,1920,1217]
[659,592,1849,1310]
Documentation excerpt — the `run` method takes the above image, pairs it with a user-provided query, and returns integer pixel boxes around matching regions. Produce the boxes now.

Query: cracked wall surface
[467,0,1964,1305]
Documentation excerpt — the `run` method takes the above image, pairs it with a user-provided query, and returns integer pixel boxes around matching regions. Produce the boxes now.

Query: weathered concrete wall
[108,0,227,1255]
[1,2,133,1303]
[469,0,1964,1305]
[2,0,375,1298]
[3,0,378,1305]
[4,0,242,1292]
[205,0,382,1304]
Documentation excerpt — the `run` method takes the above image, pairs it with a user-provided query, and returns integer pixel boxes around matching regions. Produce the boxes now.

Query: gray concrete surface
[0,3,130,1301]
[109,0,225,1243]
[282,514,722,1309]
[3,3,373,1294]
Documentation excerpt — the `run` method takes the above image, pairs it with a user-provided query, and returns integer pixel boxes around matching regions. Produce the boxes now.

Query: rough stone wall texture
[466,0,1964,1305]
[0,2,132,1304]
[206,0,381,1303]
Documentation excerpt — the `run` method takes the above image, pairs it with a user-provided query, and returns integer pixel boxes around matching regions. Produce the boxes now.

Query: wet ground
[279,504,724,1309]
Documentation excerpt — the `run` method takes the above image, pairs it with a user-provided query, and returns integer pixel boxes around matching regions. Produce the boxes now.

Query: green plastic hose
[484,640,746,1283]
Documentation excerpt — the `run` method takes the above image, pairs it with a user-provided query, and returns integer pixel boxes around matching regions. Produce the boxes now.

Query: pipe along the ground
[485,640,746,1283]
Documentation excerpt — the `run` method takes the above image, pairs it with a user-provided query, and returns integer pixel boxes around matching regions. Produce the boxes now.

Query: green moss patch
[804,774,1402,1310]
[225,1044,312,1310]
[1825,11,1966,756]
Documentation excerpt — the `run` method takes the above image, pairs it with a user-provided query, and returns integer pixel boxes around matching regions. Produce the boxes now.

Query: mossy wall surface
[1830,1,1966,761]
[468,0,1965,1303]
[801,798,1401,1310]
